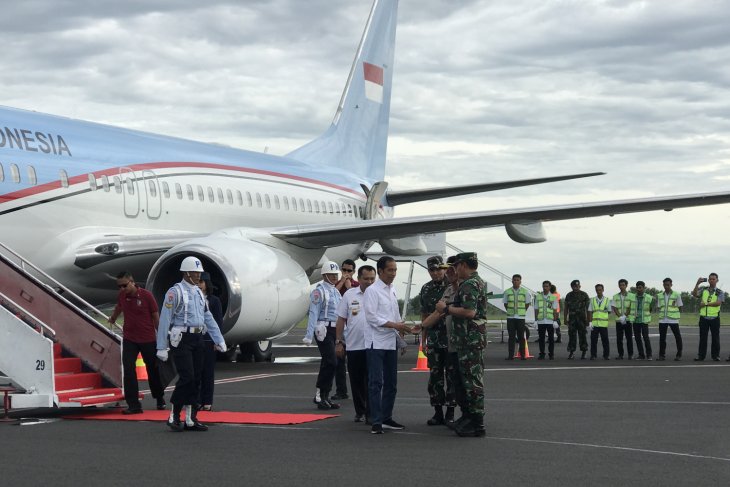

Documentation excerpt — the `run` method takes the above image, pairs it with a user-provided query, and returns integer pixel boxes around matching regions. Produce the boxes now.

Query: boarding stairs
[0,242,133,409]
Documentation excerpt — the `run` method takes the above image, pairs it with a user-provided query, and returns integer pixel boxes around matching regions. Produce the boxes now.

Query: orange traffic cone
[515,333,534,359]
[135,353,148,380]
[411,342,429,371]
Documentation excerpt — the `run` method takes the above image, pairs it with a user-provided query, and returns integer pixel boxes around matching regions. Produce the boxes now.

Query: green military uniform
[449,252,488,437]
[419,277,453,408]
[564,289,590,356]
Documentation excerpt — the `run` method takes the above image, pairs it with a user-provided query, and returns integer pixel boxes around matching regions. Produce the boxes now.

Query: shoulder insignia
[164,290,175,308]
[311,289,322,304]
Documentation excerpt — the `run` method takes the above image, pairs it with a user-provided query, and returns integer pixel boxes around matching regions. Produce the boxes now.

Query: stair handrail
[445,241,535,295]
[0,291,57,339]
[0,241,123,338]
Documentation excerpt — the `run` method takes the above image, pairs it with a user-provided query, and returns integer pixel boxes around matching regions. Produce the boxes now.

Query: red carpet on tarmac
[64,410,338,425]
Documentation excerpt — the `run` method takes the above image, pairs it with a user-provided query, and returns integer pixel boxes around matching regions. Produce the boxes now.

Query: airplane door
[142,170,162,220]
[364,181,388,220]
[120,167,140,218]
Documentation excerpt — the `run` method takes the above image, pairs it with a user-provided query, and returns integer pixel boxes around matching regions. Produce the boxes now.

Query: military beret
[426,255,444,270]
[454,252,478,265]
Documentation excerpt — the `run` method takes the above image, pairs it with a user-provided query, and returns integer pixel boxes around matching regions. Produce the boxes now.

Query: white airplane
[1,0,729,360]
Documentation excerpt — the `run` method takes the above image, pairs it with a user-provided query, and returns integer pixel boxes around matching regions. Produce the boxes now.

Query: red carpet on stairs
[65,410,338,425]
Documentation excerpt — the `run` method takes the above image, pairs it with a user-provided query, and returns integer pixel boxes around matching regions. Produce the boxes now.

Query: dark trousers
[367,348,398,426]
[335,353,348,395]
[537,322,555,356]
[590,327,610,358]
[507,318,526,358]
[315,326,337,395]
[633,322,652,358]
[450,352,466,410]
[170,333,204,407]
[616,321,634,358]
[555,318,562,342]
[346,349,368,417]
[697,316,720,359]
[567,318,588,352]
[426,346,456,407]
[658,322,683,357]
[199,338,216,405]
[122,339,164,409]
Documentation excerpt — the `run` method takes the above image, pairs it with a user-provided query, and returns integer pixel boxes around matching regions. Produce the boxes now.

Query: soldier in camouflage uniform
[564,279,590,359]
[436,252,487,437]
[419,256,453,426]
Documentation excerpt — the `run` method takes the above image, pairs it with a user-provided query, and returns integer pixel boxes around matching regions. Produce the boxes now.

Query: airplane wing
[385,172,605,206]
[269,191,730,249]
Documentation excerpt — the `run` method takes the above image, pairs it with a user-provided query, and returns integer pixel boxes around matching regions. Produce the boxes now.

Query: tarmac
[1,325,729,486]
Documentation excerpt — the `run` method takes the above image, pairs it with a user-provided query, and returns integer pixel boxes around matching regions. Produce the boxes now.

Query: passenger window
[265,194,271,208]
[11,164,21,183]
[307,199,313,212]
[162,181,170,198]
[175,183,183,199]
[327,202,333,214]
[61,169,70,189]
[148,180,158,198]
[226,189,233,205]
[246,192,253,207]
[314,200,320,213]
[101,175,110,192]
[217,188,224,204]
[207,187,214,203]
[0,163,4,182]
[283,196,289,211]
[321,201,326,213]
[236,190,243,206]
[291,197,298,211]
[347,204,353,216]
[187,184,194,200]
[256,193,262,208]
[88,173,97,190]
[197,185,205,201]
[299,198,305,212]
[126,178,134,195]
[274,195,280,210]
[27,166,37,185]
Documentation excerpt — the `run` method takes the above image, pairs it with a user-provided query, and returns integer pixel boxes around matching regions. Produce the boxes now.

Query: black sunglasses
[341,268,355,272]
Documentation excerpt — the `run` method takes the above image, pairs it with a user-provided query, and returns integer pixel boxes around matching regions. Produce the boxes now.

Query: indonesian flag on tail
[363,62,384,104]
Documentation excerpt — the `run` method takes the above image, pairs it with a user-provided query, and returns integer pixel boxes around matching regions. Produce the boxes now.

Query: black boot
[451,410,469,431]
[444,407,455,427]
[427,406,444,426]
[456,413,486,437]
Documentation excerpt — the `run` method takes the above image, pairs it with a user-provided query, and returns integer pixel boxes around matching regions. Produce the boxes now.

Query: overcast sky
[2,0,730,296]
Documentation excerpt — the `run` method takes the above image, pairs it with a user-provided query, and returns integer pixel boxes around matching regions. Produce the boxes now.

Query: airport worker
[108,271,166,414]
[632,281,654,360]
[363,256,412,434]
[156,256,227,432]
[435,252,488,438]
[197,272,223,410]
[612,279,635,360]
[691,273,724,361]
[564,280,590,359]
[656,277,683,361]
[418,255,453,426]
[335,265,377,422]
[534,280,559,360]
[304,261,342,410]
[551,284,562,344]
[503,274,531,360]
[588,284,611,360]
[331,259,359,400]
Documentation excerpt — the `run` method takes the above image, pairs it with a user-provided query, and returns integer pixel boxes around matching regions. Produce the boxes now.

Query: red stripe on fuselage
[0,161,365,203]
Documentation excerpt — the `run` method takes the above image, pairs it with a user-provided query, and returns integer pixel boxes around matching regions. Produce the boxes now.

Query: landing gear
[239,341,274,363]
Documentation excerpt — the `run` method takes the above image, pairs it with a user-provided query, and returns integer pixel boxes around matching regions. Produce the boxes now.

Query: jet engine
[146,235,311,348]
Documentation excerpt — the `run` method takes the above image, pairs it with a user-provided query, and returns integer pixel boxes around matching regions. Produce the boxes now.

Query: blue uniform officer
[156,256,226,432]
[304,261,342,410]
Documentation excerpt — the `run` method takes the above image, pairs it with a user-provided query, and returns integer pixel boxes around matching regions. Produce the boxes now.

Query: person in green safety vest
[633,281,654,360]
[657,277,683,361]
[691,273,724,361]
[534,280,558,360]
[612,278,636,360]
[588,284,611,360]
[502,274,532,360]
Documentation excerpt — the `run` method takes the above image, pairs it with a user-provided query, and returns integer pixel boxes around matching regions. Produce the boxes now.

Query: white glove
[156,350,168,362]
[588,322,593,331]
[215,342,227,353]
[619,315,626,324]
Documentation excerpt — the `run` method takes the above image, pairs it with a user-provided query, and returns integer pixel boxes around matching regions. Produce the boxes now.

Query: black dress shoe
[354,414,365,423]
[712,356,720,362]
[122,408,143,415]
[185,421,209,431]
[568,352,574,359]
[167,418,184,432]
[330,393,349,400]
[581,351,587,360]
[615,356,623,360]
[657,356,665,361]
[504,356,514,360]
[726,356,730,362]
[156,399,167,410]
[693,357,704,361]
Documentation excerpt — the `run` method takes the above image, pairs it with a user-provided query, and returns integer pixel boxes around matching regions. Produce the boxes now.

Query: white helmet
[180,256,204,272]
[320,261,340,276]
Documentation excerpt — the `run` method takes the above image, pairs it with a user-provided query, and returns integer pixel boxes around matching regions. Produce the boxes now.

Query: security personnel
[436,252,488,438]
[303,261,342,410]
[588,284,611,360]
[156,256,227,432]
[564,280,590,359]
[633,281,654,360]
[612,279,636,360]
[503,274,531,360]
[534,280,558,360]
[691,273,724,361]
[657,277,683,361]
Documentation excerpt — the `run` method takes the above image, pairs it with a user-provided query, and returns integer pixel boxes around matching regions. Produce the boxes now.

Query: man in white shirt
[335,265,377,422]
[363,256,412,434]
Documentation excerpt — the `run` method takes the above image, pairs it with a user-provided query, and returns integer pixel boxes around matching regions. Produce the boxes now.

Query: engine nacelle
[505,221,546,243]
[147,236,310,343]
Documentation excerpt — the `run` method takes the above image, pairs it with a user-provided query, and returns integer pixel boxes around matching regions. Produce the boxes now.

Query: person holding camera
[692,273,724,361]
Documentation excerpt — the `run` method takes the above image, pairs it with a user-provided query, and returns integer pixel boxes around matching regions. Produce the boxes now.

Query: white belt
[318,321,336,328]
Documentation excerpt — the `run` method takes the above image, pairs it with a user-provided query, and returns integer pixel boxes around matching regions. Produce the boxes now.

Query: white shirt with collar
[363,278,401,350]
[336,286,369,351]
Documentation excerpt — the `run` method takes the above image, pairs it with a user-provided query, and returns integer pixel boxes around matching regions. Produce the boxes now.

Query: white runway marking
[486,436,730,463]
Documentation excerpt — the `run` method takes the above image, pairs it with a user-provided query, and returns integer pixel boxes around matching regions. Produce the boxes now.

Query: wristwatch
[335,339,344,346]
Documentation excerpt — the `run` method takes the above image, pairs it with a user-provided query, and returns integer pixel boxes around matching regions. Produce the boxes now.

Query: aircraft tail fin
[286,0,398,182]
